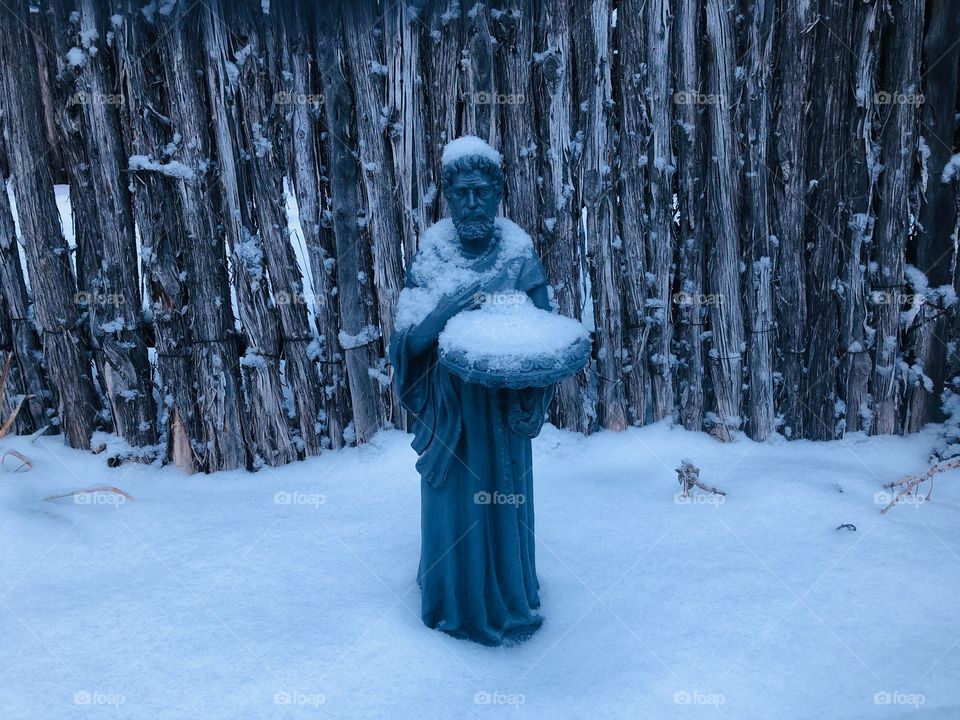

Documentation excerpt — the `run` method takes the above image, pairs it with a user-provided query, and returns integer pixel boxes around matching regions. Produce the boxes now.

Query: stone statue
[389,136,587,646]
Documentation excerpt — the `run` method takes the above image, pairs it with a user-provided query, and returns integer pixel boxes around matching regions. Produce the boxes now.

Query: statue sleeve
[517,252,549,293]
[389,268,433,415]
[388,264,463,488]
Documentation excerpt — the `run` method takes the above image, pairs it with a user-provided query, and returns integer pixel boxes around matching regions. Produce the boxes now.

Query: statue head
[440,136,504,245]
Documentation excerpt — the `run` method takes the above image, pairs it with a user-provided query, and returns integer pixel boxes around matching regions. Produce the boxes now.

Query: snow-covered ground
[1,422,958,719]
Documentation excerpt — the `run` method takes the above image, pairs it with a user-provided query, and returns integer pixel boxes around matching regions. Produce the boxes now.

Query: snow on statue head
[441,136,504,243]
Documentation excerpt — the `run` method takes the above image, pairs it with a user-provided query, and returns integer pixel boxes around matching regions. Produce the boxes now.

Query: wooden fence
[0,0,957,472]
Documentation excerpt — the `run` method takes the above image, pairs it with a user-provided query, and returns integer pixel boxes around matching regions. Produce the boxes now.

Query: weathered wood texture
[316,10,385,445]
[870,0,924,435]
[0,0,955,470]
[0,129,49,434]
[906,0,960,431]
[572,0,628,431]
[703,0,746,440]
[0,1,99,448]
[155,2,249,470]
[532,0,592,433]
[615,0,651,427]
[113,0,201,471]
[672,0,706,432]
[50,0,157,451]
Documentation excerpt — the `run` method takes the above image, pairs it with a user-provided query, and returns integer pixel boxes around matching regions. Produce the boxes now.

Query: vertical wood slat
[278,1,352,449]
[343,1,406,428]
[614,0,651,427]
[804,0,856,440]
[837,1,880,435]
[703,0,746,440]
[0,1,99,449]
[572,0,628,431]
[155,2,248,471]
[461,2,497,143]
[870,0,924,435]
[385,0,432,271]
[743,0,776,440]
[492,3,538,243]
[423,1,463,217]
[255,8,331,456]
[641,0,675,424]
[316,11,384,445]
[202,2,296,468]
[0,130,49,433]
[113,0,200,472]
[906,0,960,430]
[771,0,813,440]
[49,0,158,451]
[532,0,592,433]
[672,0,707,433]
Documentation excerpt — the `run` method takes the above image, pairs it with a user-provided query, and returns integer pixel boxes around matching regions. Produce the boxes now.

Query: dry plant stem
[688,479,727,496]
[43,486,135,502]
[0,351,34,439]
[676,460,727,497]
[1,450,32,471]
[880,459,960,513]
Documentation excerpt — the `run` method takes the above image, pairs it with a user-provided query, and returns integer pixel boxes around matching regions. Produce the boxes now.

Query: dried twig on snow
[676,460,727,498]
[43,486,135,503]
[880,458,960,514]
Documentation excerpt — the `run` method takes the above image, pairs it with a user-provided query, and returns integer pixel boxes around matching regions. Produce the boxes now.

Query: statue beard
[453,217,494,243]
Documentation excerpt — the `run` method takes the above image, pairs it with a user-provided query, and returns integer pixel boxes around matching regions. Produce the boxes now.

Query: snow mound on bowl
[439,291,589,372]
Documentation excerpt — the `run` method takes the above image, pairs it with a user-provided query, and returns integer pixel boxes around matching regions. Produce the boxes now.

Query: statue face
[445,168,501,243]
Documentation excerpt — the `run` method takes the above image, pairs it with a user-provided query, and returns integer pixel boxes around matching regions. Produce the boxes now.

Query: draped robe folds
[388,218,555,646]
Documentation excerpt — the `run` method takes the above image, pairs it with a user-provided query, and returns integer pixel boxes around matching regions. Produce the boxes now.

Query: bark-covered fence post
[742,0,777,441]
[572,0,627,431]
[276,1,353,450]
[870,0,924,435]
[492,2,539,244]
[384,0,431,275]
[672,0,707,433]
[112,0,202,471]
[837,1,880,437]
[202,1,298,468]
[0,2,99,449]
[805,0,858,440]
[640,0,676,426]
[48,0,158,453]
[771,0,812,440]
[614,0,651,428]
[0,131,49,434]
[343,1,406,428]
[154,2,248,471]
[906,0,960,431]
[316,10,385,445]
[703,0,746,440]
[532,0,592,434]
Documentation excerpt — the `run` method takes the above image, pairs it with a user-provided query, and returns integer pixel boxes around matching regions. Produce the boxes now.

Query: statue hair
[440,155,504,193]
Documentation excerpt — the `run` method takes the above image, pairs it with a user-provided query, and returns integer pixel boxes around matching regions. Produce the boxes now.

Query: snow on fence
[0,0,957,472]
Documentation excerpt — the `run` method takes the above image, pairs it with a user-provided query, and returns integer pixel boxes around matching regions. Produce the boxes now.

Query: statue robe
[388,218,555,646]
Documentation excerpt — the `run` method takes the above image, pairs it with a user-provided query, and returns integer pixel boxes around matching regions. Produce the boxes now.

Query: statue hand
[433,280,485,323]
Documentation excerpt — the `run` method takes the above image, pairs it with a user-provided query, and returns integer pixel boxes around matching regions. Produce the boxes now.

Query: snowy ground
[1,421,958,719]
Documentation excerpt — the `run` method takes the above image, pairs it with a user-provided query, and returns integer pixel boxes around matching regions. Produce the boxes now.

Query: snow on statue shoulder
[394,216,539,331]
